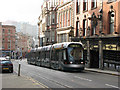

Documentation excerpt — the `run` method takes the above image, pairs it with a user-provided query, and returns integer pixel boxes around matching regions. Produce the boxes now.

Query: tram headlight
[70,62,73,64]
[81,62,84,64]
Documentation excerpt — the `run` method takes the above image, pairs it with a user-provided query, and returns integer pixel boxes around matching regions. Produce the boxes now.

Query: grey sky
[0,0,43,25]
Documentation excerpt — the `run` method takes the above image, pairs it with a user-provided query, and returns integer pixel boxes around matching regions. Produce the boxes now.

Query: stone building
[38,1,48,46]
[38,0,59,46]
[45,0,58,45]
[57,0,74,43]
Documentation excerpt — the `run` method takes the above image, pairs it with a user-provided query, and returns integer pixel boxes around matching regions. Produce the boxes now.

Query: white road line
[74,76,92,82]
[105,84,120,89]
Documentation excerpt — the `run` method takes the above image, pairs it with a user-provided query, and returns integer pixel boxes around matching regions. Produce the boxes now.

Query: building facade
[38,0,59,46]
[72,0,120,71]
[38,1,48,46]
[2,25,16,58]
[57,0,74,43]
[0,22,2,56]
[45,0,58,45]
[15,32,33,58]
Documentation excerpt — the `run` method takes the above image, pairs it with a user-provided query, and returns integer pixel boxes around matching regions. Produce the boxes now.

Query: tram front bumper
[63,64,85,71]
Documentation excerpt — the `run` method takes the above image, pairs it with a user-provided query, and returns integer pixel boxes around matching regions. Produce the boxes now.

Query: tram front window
[68,47,83,64]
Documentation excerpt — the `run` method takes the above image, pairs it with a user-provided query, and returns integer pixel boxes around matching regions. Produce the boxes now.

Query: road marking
[22,75,49,88]
[74,76,92,82]
[105,84,120,89]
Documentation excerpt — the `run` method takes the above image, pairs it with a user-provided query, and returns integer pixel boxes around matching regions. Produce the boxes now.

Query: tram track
[13,60,119,89]
[29,72,73,88]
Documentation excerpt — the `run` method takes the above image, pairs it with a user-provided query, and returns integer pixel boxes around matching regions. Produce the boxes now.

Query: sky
[0,0,43,25]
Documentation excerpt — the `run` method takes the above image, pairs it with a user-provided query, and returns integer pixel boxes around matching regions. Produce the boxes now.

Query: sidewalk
[85,68,120,76]
[1,73,48,88]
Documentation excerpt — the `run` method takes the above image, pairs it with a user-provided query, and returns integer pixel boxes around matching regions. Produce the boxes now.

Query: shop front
[71,35,120,71]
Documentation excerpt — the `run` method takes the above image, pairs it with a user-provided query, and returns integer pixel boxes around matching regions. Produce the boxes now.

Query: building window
[2,29,5,33]
[83,20,87,36]
[2,45,5,49]
[64,12,65,27]
[48,15,50,26]
[109,11,115,34]
[69,10,71,26]
[2,37,5,41]
[91,0,97,9]
[8,44,10,49]
[92,26,96,35]
[52,31,55,42]
[61,13,63,27]
[61,34,63,42]
[76,21,79,37]
[8,29,11,34]
[76,0,80,14]
[52,13,55,24]
[59,13,60,27]
[66,11,68,26]
[83,0,88,11]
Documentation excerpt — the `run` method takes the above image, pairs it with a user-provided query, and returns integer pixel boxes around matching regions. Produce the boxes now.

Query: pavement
[1,72,48,89]
[85,68,120,76]
[1,59,119,88]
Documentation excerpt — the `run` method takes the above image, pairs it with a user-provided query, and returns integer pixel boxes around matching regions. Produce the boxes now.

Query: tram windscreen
[68,45,83,62]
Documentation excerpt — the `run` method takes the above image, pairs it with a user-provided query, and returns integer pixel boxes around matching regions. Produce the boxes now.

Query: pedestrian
[19,56,22,61]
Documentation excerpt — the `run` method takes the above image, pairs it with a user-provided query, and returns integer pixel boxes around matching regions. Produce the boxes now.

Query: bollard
[18,60,21,76]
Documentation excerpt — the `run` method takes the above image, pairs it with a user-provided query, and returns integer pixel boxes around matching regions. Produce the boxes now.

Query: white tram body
[27,42,85,71]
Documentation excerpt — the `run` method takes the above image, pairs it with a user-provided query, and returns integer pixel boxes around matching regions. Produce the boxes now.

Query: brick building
[15,32,33,58]
[0,22,2,56]
[71,0,120,71]
[38,0,120,71]
[2,25,16,58]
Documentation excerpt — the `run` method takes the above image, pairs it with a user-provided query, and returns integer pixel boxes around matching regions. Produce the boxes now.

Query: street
[10,59,119,89]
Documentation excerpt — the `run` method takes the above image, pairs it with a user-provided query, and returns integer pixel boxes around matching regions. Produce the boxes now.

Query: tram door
[90,50,99,68]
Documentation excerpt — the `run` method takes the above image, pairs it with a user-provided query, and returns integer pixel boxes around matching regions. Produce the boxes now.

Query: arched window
[109,11,115,34]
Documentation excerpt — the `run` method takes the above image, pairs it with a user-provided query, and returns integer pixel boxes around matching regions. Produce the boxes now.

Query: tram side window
[44,51,46,59]
[51,50,55,60]
[41,51,44,59]
[63,50,66,60]
[36,51,39,58]
[39,52,41,59]
[46,51,50,59]
[56,50,59,61]
[59,51,62,61]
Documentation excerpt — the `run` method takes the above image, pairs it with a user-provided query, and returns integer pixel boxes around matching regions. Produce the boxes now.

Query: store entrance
[90,50,99,68]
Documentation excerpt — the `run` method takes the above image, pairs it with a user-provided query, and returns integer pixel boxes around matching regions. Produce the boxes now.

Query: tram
[27,42,85,71]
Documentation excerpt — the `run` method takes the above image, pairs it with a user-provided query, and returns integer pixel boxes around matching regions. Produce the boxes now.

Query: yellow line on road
[22,75,49,88]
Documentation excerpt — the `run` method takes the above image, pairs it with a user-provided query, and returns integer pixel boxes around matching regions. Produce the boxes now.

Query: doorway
[90,50,99,68]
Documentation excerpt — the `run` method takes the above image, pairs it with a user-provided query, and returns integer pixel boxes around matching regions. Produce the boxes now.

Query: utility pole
[99,0,104,70]
[10,40,11,59]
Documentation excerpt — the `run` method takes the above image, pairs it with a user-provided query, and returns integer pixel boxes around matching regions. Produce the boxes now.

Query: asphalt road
[13,60,119,89]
